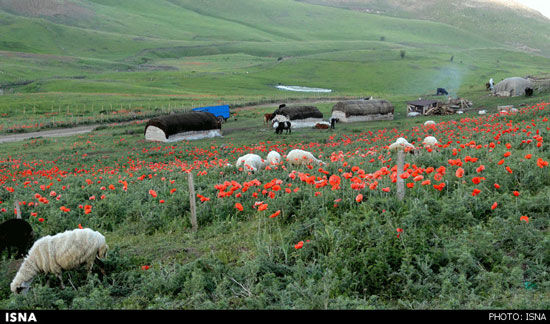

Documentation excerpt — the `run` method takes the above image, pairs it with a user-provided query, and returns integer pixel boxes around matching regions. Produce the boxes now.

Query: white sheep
[266,151,282,166]
[424,120,436,126]
[388,137,415,152]
[478,110,486,115]
[11,228,108,294]
[236,153,266,172]
[286,149,325,166]
[422,136,439,148]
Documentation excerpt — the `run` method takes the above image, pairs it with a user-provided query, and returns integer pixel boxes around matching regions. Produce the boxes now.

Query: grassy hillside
[298,0,550,56]
[0,0,549,133]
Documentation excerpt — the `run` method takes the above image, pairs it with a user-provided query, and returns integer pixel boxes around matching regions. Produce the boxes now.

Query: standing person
[489,78,494,91]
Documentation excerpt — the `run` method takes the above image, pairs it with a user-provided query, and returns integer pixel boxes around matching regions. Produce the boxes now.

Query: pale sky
[515,0,550,19]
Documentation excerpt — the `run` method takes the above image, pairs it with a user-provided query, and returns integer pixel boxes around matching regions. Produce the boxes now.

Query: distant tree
[400,50,406,59]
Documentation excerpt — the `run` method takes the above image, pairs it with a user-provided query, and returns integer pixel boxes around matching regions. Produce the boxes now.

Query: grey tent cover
[494,77,533,97]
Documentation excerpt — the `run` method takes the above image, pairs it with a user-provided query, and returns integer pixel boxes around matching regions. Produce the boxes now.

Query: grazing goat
[330,117,339,129]
[11,228,108,294]
[263,113,273,125]
[274,121,291,134]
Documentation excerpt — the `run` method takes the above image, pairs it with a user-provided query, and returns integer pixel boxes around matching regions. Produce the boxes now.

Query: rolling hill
[0,0,548,116]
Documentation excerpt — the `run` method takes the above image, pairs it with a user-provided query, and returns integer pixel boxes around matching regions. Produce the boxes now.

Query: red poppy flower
[234,203,244,211]
[355,194,363,203]
[396,228,403,238]
[269,210,281,218]
[520,216,529,223]
[294,241,304,249]
[491,202,498,210]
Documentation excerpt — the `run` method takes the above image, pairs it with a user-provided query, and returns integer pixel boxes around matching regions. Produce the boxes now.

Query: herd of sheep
[1,117,443,295]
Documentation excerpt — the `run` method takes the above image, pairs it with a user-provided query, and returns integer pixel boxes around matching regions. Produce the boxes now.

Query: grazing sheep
[11,228,108,294]
[0,219,34,259]
[236,154,266,172]
[422,136,439,149]
[274,121,291,134]
[286,149,325,166]
[424,120,436,126]
[389,137,415,152]
[266,151,282,166]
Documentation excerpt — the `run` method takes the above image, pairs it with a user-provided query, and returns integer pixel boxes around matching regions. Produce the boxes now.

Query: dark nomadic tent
[145,111,221,142]
[271,105,323,120]
[331,99,394,122]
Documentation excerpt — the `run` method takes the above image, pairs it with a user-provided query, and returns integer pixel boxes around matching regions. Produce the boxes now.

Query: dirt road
[0,125,97,144]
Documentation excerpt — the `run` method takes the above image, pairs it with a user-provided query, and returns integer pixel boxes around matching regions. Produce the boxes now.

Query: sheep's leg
[57,274,65,289]
[67,273,77,291]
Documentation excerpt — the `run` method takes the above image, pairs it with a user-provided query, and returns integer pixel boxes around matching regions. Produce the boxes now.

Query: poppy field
[0,100,549,309]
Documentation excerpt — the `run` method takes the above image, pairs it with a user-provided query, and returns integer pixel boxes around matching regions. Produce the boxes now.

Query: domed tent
[270,105,324,128]
[331,99,394,123]
[493,77,533,97]
[145,111,221,142]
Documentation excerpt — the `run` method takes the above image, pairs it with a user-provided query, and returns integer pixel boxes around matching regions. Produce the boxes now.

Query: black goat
[525,88,533,97]
[0,219,34,259]
[275,121,291,134]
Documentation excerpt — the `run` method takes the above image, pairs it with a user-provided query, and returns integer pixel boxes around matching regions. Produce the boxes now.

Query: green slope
[0,0,549,117]
[298,0,550,56]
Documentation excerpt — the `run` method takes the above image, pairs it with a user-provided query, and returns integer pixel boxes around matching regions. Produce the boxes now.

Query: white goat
[11,228,108,294]
[286,149,325,166]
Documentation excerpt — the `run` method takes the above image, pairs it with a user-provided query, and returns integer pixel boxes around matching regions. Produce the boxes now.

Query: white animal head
[424,120,436,126]
[11,278,32,295]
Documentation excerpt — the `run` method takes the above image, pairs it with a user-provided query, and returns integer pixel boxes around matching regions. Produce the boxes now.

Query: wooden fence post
[188,172,198,231]
[14,201,21,219]
[396,150,405,201]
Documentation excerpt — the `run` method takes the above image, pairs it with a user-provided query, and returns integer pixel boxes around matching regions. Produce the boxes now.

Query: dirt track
[0,125,98,144]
